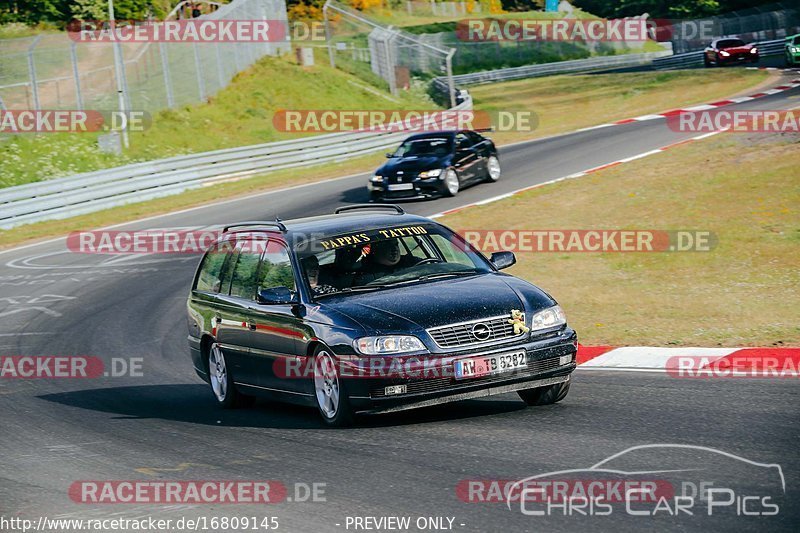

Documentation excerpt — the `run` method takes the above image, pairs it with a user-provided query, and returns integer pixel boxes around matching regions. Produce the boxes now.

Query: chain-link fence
[403,1,481,17]
[323,0,456,106]
[0,0,289,112]
[668,2,800,54]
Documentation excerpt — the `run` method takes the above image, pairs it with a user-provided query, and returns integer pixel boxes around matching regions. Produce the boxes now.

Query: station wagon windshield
[296,224,490,297]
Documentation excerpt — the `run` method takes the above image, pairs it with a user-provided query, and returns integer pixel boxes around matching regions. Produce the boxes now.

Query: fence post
[159,41,175,108]
[193,42,207,101]
[27,36,43,111]
[70,42,84,109]
[215,44,226,91]
[323,1,336,68]
[445,48,456,108]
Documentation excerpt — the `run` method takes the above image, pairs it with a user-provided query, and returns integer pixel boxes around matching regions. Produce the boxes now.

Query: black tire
[208,342,255,409]
[485,155,501,182]
[518,380,570,406]
[443,168,460,197]
[312,346,354,427]
[704,56,712,67]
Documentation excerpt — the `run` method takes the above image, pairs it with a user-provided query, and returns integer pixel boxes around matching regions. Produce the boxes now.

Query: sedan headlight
[719,50,730,57]
[791,46,799,53]
[750,47,758,54]
[372,175,384,182]
[418,169,443,179]
[355,335,426,355]
[530,305,567,331]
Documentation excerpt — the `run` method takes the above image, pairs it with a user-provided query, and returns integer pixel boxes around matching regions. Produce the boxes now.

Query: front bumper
[344,327,578,414]
[719,53,758,63]
[368,177,446,201]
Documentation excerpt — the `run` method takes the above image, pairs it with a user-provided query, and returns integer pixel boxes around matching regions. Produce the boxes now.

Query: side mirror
[385,152,395,158]
[256,286,297,305]
[490,251,516,270]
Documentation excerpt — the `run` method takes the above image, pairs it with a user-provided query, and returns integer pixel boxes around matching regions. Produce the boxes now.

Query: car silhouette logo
[471,322,492,341]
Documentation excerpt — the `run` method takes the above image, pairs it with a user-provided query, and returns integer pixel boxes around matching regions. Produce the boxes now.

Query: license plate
[454,350,527,380]
[388,183,414,191]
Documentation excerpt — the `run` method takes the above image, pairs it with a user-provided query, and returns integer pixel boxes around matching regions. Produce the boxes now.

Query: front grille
[370,355,567,398]
[428,314,522,348]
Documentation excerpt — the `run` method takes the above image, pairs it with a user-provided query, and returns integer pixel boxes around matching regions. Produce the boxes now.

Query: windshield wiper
[315,284,390,297]
[418,271,477,282]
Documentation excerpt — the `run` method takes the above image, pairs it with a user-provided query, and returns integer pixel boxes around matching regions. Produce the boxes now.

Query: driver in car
[355,239,420,285]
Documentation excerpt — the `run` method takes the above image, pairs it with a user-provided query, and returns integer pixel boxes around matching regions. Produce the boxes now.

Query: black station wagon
[187,205,577,426]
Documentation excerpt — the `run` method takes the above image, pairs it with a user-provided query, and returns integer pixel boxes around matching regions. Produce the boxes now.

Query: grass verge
[472,69,769,145]
[440,133,800,347]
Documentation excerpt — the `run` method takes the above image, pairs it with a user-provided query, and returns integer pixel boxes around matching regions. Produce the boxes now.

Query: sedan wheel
[486,156,501,182]
[210,343,229,403]
[208,342,254,409]
[444,168,460,197]
[313,348,353,426]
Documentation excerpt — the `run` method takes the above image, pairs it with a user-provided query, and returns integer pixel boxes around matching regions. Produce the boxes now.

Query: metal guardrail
[0,100,471,230]
[432,51,672,88]
[653,39,786,69]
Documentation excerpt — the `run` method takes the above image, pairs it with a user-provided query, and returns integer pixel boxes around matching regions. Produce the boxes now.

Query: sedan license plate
[387,183,414,191]
[454,350,527,380]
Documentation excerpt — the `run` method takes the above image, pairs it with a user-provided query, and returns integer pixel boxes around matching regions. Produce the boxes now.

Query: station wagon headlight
[418,169,443,179]
[530,305,567,331]
[355,335,425,355]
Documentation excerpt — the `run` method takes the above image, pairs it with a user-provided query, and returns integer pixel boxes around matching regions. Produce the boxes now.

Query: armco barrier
[652,39,786,69]
[0,101,470,230]
[433,51,672,88]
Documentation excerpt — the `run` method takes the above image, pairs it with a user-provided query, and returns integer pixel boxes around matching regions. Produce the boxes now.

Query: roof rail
[222,220,287,233]
[334,204,405,215]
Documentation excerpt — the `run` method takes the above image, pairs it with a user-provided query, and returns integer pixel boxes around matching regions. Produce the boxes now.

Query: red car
[704,38,759,66]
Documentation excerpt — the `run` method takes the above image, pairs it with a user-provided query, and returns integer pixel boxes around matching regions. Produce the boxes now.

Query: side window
[195,245,230,293]
[467,131,483,146]
[218,248,239,296]
[431,234,474,268]
[455,132,470,149]
[229,244,263,300]
[258,242,296,291]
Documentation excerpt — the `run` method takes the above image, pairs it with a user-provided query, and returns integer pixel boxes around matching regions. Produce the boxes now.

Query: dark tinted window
[466,131,484,145]
[218,248,239,295]
[195,245,230,293]
[230,246,263,299]
[258,242,296,291]
[717,39,745,48]
[394,137,452,157]
[793,36,800,45]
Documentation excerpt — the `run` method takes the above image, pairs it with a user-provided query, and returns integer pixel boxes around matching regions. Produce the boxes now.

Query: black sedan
[704,38,759,67]
[187,205,576,426]
[369,130,501,201]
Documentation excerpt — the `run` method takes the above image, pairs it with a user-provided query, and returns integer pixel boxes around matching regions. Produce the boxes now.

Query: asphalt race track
[1,79,798,532]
